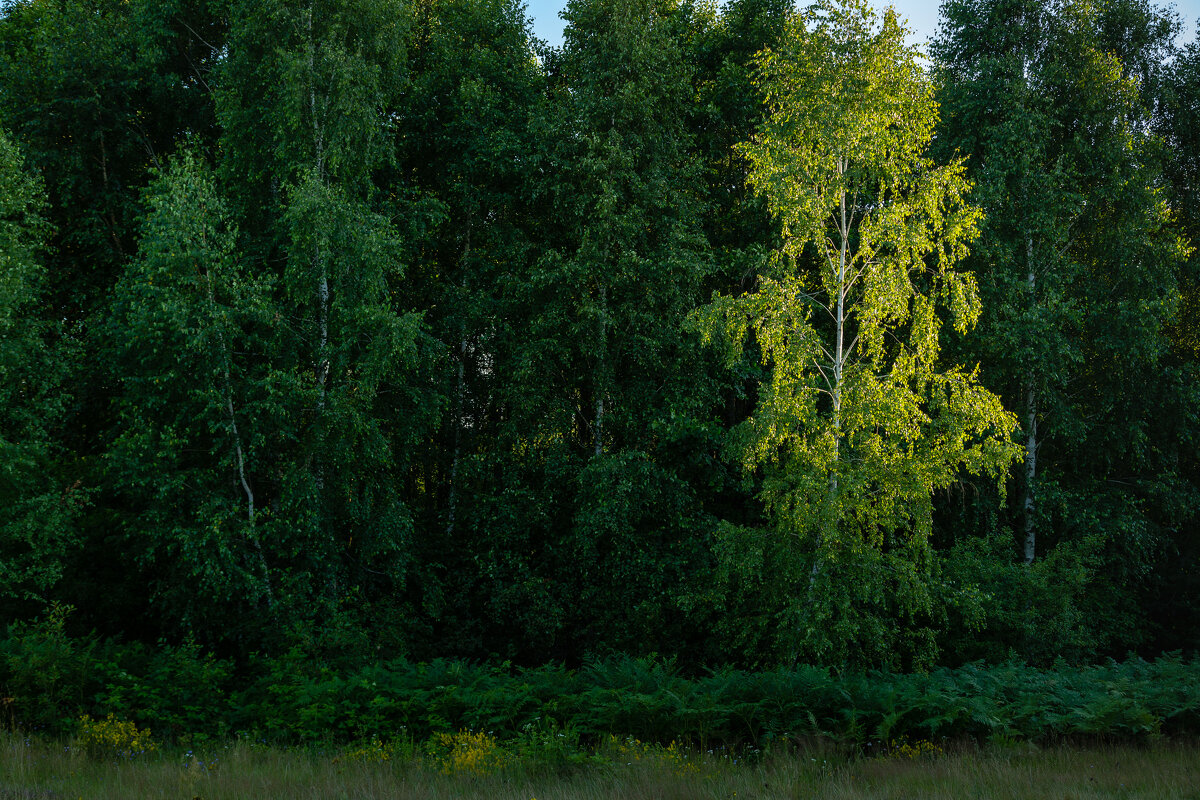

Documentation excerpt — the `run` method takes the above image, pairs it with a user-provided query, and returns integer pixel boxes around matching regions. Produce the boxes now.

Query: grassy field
[3,733,1199,800]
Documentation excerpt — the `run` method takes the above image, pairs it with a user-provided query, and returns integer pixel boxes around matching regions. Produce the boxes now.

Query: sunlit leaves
[697,0,1019,666]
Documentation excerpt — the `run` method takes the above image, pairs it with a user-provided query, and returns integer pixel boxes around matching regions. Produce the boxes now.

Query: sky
[524,0,1200,51]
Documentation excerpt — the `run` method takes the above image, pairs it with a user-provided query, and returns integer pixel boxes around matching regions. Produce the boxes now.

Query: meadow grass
[2,732,1197,800]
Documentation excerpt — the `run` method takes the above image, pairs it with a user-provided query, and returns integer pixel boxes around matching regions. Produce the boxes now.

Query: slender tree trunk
[1018,29,1038,560]
[595,399,604,456]
[308,2,329,415]
[317,268,329,409]
[595,284,607,458]
[1023,233,1037,565]
[832,160,847,482]
[1024,381,1037,564]
[204,268,274,606]
[305,1,336,605]
[446,222,471,538]
[810,164,850,596]
[446,338,466,536]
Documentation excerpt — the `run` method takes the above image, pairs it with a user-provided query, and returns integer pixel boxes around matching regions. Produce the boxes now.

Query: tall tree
[1158,24,1200,362]
[380,0,546,658]
[684,0,789,269]
[0,128,81,611]
[930,0,1067,570]
[697,0,1018,667]
[478,0,721,660]
[0,0,225,324]
[0,0,229,636]
[207,0,430,650]
[933,0,1194,661]
[104,152,278,636]
[1143,21,1200,653]
[529,0,712,460]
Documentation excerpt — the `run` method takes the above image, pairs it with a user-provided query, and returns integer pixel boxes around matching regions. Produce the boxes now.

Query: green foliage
[211,0,431,645]
[0,128,81,609]
[96,637,235,742]
[530,0,713,459]
[0,604,98,734]
[931,0,1198,660]
[937,529,1108,664]
[0,127,49,353]
[1148,21,1200,653]
[0,0,229,641]
[696,0,1019,667]
[0,0,1197,672]
[75,713,158,761]
[423,0,731,664]
[0,607,237,739]
[206,651,1200,748]
[2,619,1198,748]
[0,0,224,318]
[104,150,278,635]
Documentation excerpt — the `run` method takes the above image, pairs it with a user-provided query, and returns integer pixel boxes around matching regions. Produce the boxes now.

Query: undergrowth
[1,611,1197,750]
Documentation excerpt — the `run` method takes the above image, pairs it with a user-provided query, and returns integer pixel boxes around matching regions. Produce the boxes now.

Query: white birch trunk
[1023,233,1037,565]
[1018,28,1037,563]
[446,224,471,538]
[595,285,607,458]
[811,161,850,595]
[204,267,274,606]
[308,2,329,415]
[307,4,337,604]
[832,159,847,482]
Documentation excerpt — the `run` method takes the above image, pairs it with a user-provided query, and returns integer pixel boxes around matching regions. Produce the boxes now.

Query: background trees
[0,0,1195,668]
[0,128,79,612]
[0,0,230,636]
[932,0,1197,662]
[459,0,724,661]
[1145,19,1200,653]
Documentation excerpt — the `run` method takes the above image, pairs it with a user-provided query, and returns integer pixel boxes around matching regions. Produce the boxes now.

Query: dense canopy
[0,0,1196,671]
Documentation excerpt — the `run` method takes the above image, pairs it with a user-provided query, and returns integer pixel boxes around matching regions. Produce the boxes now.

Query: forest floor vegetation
[2,731,1197,800]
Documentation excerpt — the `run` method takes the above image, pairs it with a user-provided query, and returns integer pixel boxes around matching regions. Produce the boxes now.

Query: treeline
[0,0,1196,672]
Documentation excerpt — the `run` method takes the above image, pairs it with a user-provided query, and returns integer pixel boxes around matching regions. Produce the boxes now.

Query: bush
[75,713,158,760]
[95,636,234,742]
[0,604,101,734]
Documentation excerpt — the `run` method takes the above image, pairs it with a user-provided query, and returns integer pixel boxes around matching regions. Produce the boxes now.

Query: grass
[2,732,1198,800]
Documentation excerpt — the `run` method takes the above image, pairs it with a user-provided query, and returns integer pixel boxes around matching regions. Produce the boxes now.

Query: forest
[0,0,1198,695]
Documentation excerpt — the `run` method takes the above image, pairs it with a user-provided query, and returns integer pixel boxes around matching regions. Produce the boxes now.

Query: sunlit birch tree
[697,0,1019,666]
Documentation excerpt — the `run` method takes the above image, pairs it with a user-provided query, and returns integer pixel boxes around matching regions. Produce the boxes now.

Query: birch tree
[526,0,711,460]
[932,0,1082,569]
[106,152,278,629]
[384,0,549,657]
[933,0,1193,661]
[217,0,426,633]
[1150,23,1200,650]
[697,0,1018,666]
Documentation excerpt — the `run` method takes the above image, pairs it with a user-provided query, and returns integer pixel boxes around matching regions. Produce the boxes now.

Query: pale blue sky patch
[524,0,1200,52]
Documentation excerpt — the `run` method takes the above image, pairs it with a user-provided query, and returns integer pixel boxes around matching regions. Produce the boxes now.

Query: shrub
[0,604,101,734]
[427,730,507,776]
[76,713,157,760]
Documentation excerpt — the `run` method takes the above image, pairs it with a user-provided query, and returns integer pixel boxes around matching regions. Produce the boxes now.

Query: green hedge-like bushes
[2,613,1197,747]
